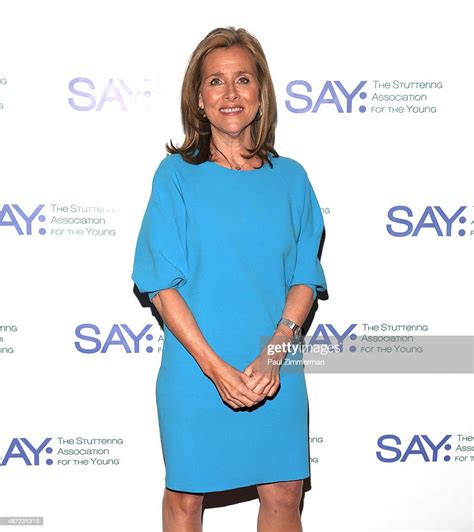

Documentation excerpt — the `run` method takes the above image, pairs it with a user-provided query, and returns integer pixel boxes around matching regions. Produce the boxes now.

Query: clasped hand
[207,330,294,409]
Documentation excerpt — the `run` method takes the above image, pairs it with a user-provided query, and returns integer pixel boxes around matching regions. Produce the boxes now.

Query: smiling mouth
[220,107,243,114]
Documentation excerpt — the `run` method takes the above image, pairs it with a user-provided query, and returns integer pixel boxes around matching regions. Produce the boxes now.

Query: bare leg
[256,480,303,532]
[162,488,204,532]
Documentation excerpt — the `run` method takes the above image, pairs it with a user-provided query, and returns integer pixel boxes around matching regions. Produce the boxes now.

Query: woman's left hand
[243,353,281,398]
[243,330,293,398]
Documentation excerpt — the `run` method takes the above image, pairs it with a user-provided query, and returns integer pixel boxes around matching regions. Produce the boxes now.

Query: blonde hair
[166,26,279,167]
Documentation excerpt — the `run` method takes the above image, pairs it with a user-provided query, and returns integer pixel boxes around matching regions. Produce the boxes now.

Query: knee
[163,489,203,518]
[258,480,303,512]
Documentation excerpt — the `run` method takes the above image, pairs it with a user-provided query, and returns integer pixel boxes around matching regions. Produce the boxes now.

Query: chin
[215,121,253,136]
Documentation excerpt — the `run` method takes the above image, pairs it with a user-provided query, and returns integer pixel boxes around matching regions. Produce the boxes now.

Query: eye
[238,77,250,83]
[209,78,222,85]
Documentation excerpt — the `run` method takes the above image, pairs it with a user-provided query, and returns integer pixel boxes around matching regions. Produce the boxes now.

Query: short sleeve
[288,170,327,301]
[131,157,188,302]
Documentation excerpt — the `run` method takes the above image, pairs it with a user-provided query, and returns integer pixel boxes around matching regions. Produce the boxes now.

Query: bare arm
[151,288,266,409]
[152,284,313,371]
[244,284,315,397]
[151,288,220,377]
[275,284,314,336]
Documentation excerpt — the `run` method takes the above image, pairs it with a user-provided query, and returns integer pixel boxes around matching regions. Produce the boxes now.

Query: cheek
[243,86,259,102]
[202,90,220,106]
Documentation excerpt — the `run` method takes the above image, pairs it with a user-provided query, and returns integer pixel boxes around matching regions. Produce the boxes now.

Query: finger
[259,379,274,396]
[224,387,249,408]
[232,388,263,407]
[229,392,255,408]
[242,366,254,377]
[244,374,260,391]
[242,370,257,382]
[218,384,246,409]
[266,382,280,397]
[252,377,271,395]
[227,397,245,409]
[241,372,263,393]
[238,383,266,403]
[240,396,262,407]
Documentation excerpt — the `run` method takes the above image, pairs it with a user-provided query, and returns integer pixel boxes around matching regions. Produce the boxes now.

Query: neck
[209,127,253,168]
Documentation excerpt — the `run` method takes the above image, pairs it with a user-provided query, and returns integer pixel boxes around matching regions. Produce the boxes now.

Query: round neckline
[204,153,274,173]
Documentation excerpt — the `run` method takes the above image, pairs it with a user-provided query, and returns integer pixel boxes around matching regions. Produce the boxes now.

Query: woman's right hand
[206,360,267,409]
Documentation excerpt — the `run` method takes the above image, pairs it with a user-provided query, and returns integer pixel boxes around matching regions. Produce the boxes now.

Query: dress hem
[164,473,311,494]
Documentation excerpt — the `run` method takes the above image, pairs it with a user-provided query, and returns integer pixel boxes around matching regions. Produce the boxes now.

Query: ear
[198,93,203,108]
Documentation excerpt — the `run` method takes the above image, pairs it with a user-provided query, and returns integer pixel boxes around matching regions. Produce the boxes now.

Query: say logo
[74,324,159,353]
[0,204,46,235]
[376,434,452,462]
[0,438,53,466]
[387,206,467,236]
[286,81,367,113]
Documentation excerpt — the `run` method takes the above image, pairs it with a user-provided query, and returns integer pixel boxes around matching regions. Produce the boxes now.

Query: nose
[224,81,238,101]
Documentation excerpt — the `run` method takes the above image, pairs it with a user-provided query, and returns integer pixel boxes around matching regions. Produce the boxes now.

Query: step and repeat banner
[1,1,472,531]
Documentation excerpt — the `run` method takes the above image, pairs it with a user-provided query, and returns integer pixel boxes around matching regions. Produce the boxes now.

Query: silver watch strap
[277,318,301,336]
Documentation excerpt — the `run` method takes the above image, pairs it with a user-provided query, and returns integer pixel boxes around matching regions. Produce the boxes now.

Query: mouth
[219,106,244,115]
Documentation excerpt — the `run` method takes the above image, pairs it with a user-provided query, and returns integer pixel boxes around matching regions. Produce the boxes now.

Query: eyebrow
[205,70,253,79]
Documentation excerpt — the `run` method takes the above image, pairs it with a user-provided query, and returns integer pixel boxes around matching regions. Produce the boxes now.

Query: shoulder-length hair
[166,26,279,167]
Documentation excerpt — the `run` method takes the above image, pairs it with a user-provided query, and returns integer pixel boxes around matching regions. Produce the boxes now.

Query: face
[198,45,260,139]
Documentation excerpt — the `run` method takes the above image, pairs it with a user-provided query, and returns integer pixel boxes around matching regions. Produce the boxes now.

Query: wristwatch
[276,318,302,338]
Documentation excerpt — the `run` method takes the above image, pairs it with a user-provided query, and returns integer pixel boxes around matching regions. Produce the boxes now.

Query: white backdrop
[1,1,472,530]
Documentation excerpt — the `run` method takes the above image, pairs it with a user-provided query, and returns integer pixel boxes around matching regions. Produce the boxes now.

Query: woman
[132,26,328,532]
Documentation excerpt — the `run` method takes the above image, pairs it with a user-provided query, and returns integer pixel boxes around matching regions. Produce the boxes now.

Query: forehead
[201,46,256,74]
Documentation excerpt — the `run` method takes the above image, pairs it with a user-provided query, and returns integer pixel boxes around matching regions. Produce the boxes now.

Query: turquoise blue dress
[132,152,327,493]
